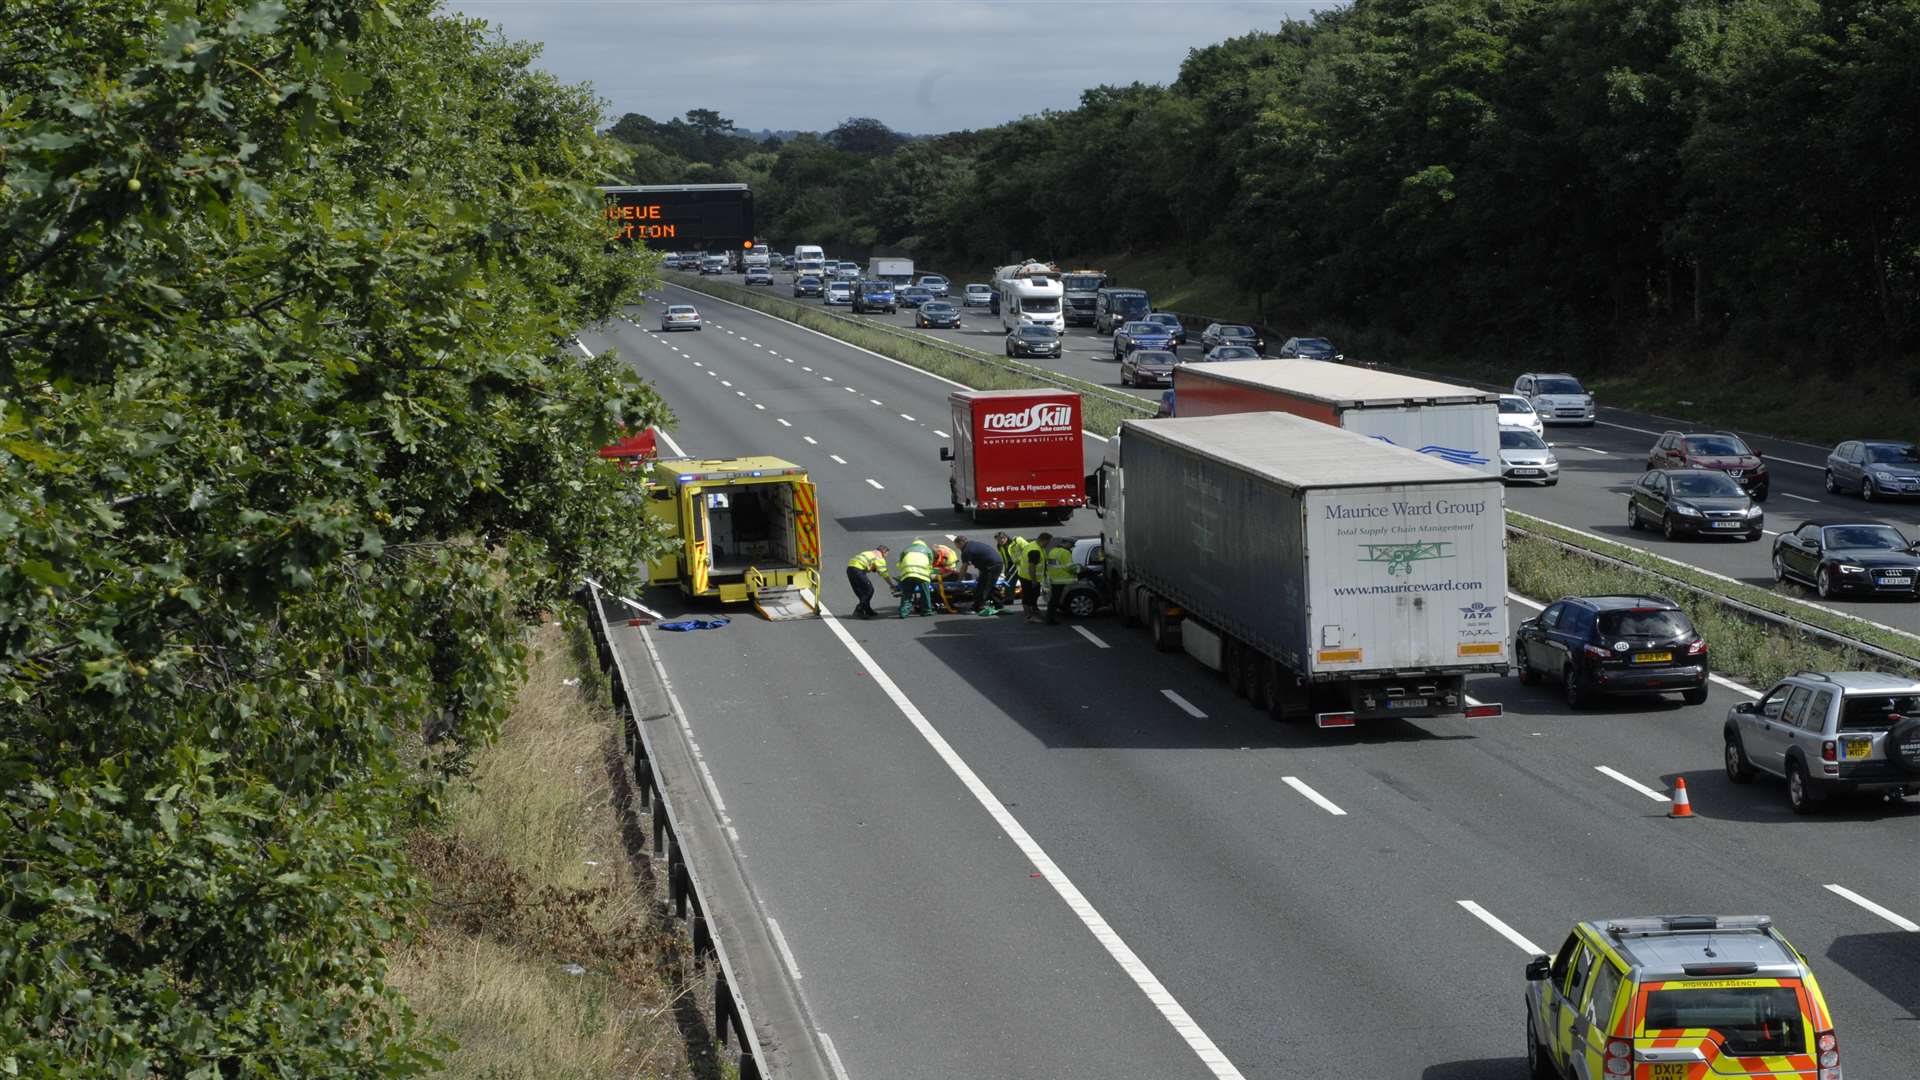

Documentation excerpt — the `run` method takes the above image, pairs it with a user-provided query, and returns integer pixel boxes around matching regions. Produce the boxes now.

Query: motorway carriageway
[762,271,1920,641]
[577,284,1919,1079]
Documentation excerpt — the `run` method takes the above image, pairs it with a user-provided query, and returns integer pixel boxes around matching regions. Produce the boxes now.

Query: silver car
[659,304,702,331]
[1725,670,1920,813]
[1826,439,1920,501]
[1514,372,1595,426]
[1497,428,1558,485]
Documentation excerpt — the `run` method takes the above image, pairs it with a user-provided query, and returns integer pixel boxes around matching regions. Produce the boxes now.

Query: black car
[793,275,824,298]
[915,301,960,329]
[1198,322,1265,354]
[1514,595,1710,708]
[1772,521,1920,600]
[1006,325,1061,358]
[1625,469,1764,541]
[897,286,935,309]
[1120,349,1178,387]
[1277,336,1341,361]
[1142,312,1186,346]
[1201,345,1261,363]
[1112,320,1177,360]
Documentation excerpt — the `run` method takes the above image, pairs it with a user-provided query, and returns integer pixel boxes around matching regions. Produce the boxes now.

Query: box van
[1095,288,1150,334]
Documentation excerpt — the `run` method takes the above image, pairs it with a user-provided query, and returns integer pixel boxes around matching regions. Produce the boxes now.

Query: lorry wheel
[1149,603,1179,653]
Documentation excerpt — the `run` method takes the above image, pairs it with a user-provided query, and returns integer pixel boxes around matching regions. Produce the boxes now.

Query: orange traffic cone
[1669,777,1694,819]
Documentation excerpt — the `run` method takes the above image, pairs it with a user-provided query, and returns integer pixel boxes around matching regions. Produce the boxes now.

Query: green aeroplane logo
[1359,541,1453,576]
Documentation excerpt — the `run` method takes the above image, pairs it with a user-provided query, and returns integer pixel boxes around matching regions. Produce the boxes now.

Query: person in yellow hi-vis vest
[1043,534,1080,625]
[896,545,935,618]
[845,545,892,619]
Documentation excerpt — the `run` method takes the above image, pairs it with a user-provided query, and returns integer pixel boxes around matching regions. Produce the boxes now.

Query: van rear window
[1642,986,1805,1056]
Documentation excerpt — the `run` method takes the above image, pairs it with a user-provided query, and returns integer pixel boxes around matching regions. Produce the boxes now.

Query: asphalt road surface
[750,268,1920,639]
[577,283,1920,1079]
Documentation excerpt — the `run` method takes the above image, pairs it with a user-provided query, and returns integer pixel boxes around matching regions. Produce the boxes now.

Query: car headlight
[1675,504,1702,516]
[1746,505,1764,517]
[1839,564,1866,574]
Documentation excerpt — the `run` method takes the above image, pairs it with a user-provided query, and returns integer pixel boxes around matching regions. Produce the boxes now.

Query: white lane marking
[662,282,1116,445]
[735,390,747,397]
[902,504,923,517]
[654,426,688,458]
[1507,592,1545,610]
[865,478,885,490]
[754,403,766,410]
[845,386,858,393]
[934,429,950,439]
[1709,673,1760,699]
[1458,900,1546,954]
[777,418,791,426]
[1764,454,1824,471]
[720,379,733,386]
[692,360,702,367]
[1073,625,1109,649]
[1596,419,1663,437]
[1595,765,1672,802]
[1825,884,1920,931]
[804,436,819,445]
[573,340,592,358]
[1576,446,1608,455]
[829,454,847,464]
[869,398,884,406]
[814,611,1248,1079]
[1162,690,1207,719]
[821,375,834,382]
[766,917,803,981]
[785,357,795,363]
[802,365,813,372]
[900,413,917,422]
[1281,776,1348,816]
[1781,492,1818,503]
[818,1031,853,1080]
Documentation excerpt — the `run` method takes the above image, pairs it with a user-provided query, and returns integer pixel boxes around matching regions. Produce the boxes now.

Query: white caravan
[996,262,1065,332]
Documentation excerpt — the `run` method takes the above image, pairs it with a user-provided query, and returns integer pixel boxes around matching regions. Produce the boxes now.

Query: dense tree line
[1,0,665,1072]
[613,0,1920,365]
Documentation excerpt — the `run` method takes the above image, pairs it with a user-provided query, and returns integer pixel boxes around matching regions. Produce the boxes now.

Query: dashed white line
[804,436,819,445]
[777,418,791,427]
[845,386,858,393]
[869,398,884,406]
[829,454,847,464]
[766,917,803,980]
[899,413,917,422]
[735,390,746,397]
[753,403,766,410]
[822,375,834,382]
[1072,625,1109,649]
[1594,765,1671,803]
[1781,492,1818,503]
[1576,446,1608,455]
[1458,900,1545,954]
[802,365,813,372]
[1825,884,1919,931]
[1161,690,1207,719]
[864,477,885,490]
[1281,776,1348,816]
[785,357,795,363]
[813,611,1248,1080]
[934,429,950,439]
[691,360,702,366]
[720,379,733,386]
[902,504,923,517]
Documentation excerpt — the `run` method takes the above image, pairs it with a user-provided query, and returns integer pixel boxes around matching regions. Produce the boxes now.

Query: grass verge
[390,618,704,1079]
[665,272,1152,436]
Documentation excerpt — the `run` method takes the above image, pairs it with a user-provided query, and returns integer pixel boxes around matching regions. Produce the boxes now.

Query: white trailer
[867,257,914,285]
[1091,411,1508,727]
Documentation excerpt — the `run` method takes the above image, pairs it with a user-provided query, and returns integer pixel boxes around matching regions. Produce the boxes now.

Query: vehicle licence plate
[1879,575,1911,585]
[1844,737,1873,760]
[1650,1065,1687,1080]
[1018,501,1046,508]
[1634,652,1674,664]
[1511,468,1540,476]
[1388,698,1429,709]
[1712,521,1743,529]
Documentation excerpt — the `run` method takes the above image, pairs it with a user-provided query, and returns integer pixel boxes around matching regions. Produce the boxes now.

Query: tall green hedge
[0,2,668,1073]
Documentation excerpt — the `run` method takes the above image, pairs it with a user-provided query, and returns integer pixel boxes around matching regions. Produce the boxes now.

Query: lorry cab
[643,457,822,619]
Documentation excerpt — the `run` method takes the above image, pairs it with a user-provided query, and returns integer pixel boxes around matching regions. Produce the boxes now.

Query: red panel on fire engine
[945,389,1086,516]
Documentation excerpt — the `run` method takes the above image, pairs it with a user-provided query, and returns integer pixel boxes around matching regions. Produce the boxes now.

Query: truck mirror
[939,446,953,462]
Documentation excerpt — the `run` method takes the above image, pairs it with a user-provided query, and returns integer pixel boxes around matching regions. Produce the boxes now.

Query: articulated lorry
[1090,412,1508,727]
[1172,360,1502,477]
[940,388,1086,522]
[643,456,823,620]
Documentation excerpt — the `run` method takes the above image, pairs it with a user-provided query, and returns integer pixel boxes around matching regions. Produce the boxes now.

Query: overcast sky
[445,1,1334,134]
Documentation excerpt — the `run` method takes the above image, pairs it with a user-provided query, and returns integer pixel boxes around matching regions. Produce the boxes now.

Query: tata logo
[1460,601,1498,621]
[983,403,1073,437]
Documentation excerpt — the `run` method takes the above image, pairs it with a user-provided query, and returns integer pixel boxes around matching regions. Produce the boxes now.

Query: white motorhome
[793,244,825,274]
[996,262,1065,332]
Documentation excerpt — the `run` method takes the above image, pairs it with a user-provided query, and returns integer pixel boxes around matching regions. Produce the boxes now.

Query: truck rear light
[1316,711,1355,729]
[1686,639,1708,655]
[1822,740,1838,762]
[1463,703,1504,718]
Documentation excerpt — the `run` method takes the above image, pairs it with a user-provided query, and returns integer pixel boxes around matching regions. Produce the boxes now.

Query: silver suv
[1725,670,1920,813]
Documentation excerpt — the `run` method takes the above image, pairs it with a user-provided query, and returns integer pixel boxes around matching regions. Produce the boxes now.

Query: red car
[1647,430,1769,500]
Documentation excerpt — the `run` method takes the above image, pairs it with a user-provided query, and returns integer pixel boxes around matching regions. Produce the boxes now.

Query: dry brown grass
[390,620,700,1079]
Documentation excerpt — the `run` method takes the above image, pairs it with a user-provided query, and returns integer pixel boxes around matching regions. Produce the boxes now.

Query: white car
[824,281,854,305]
[962,283,993,307]
[660,304,702,331]
[1514,372,1595,426]
[1497,394,1544,437]
[1498,428,1559,485]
